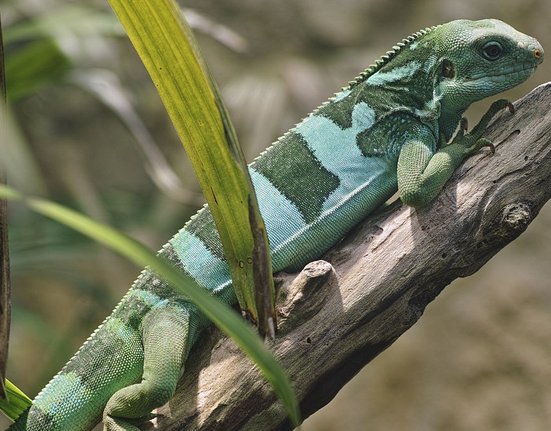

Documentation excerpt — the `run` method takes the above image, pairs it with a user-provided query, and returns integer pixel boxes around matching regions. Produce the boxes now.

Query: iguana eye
[482,41,503,60]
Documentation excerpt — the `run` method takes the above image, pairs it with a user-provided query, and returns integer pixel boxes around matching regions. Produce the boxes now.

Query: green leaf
[5,38,71,101]
[2,5,121,101]
[0,379,32,421]
[0,185,301,426]
[105,2,276,338]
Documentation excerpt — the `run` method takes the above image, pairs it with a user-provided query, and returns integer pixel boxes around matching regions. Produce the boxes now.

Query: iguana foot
[103,305,191,431]
[452,98,514,156]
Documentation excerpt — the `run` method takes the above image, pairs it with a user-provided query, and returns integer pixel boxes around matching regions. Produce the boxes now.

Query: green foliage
[1,5,121,45]
[0,379,32,421]
[2,5,121,102]
[5,39,70,101]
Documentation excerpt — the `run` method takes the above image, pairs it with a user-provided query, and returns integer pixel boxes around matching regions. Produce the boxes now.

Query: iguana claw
[470,99,513,136]
[467,137,495,155]
[479,139,496,155]
[452,98,514,156]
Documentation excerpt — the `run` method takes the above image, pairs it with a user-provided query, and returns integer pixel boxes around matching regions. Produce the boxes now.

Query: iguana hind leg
[103,305,191,431]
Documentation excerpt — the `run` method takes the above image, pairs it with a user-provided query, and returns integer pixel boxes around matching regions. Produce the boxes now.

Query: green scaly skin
[8,19,543,430]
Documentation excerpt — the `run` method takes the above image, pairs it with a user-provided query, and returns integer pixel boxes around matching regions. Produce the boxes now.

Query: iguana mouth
[466,62,538,81]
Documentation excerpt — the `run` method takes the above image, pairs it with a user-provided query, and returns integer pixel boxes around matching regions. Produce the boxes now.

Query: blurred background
[1,0,550,429]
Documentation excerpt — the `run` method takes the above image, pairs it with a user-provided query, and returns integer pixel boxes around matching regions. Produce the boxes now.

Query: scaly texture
[8,19,543,430]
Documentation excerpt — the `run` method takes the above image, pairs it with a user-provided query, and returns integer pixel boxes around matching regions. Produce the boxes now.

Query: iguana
[8,18,543,430]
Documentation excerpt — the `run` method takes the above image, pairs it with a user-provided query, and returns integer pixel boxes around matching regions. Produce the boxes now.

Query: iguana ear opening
[441,59,455,78]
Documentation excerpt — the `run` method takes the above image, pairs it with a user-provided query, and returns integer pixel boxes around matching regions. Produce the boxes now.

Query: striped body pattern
[10,19,543,430]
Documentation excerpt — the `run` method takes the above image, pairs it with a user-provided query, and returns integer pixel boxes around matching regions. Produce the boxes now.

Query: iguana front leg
[397,100,512,208]
[453,99,515,154]
[103,305,191,431]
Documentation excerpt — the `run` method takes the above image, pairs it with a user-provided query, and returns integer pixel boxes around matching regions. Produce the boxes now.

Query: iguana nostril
[533,48,543,60]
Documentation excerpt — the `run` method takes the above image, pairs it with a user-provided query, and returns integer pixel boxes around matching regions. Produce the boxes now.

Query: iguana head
[434,19,544,111]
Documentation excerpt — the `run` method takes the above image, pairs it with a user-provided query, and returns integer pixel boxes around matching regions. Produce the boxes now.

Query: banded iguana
[8,18,543,430]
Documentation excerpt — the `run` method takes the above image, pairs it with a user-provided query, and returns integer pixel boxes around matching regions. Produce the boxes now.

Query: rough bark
[145,83,551,431]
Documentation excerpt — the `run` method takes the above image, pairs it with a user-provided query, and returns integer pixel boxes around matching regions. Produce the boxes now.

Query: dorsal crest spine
[345,25,439,90]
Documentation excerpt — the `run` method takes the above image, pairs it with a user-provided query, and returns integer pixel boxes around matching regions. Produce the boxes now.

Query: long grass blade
[0,379,32,420]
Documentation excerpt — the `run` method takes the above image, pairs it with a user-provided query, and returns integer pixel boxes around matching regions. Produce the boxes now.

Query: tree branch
[145,83,551,431]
